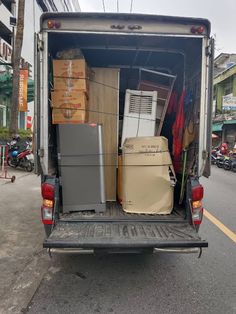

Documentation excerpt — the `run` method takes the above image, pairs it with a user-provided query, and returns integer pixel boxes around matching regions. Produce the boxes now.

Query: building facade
[213,53,236,114]
[213,53,236,149]
[0,0,35,129]
[36,0,81,12]
[0,0,15,128]
[0,0,81,130]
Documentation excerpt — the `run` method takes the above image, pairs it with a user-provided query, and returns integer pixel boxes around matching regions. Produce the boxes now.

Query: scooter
[231,159,236,172]
[223,156,231,170]
[216,153,225,168]
[211,154,217,165]
[211,147,219,165]
[7,141,34,172]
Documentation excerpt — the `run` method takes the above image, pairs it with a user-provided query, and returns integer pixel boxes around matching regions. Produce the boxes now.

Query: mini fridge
[58,124,106,213]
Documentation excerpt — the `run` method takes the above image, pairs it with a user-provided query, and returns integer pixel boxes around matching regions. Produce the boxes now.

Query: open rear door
[203,37,214,177]
[44,220,208,250]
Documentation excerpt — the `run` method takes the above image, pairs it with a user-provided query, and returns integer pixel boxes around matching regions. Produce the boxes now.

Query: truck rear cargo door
[203,37,214,178]
[44,221,208,250]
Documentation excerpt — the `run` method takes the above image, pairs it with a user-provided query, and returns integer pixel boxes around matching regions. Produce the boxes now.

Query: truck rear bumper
[43,221,208,250]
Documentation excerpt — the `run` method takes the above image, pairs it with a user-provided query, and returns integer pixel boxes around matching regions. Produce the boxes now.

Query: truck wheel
[44,225,52,237]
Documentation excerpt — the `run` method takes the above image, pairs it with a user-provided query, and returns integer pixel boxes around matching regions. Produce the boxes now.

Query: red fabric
[220,143,228,155]
[167,91,178,114]
[172,89,186,172]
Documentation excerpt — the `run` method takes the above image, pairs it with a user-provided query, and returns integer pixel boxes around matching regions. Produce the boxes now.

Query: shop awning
[223,119,236,125]
[212,123,223,132]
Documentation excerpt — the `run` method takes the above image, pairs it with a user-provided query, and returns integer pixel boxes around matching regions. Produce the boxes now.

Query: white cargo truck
[35,13,213,255]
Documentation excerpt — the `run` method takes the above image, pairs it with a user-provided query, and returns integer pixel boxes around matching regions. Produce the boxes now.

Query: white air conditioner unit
[121,89,158,146]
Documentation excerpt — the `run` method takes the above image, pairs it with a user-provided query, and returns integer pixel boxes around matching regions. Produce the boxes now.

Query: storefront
[222,120,236,149]
[212,120,236,149]
[0,65,34,129]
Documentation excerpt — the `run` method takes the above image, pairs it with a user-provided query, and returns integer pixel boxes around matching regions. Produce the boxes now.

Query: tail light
[41,182,55,225]
[192,185,204,201]
[191,26,205,34]
[47,20,61,29]
[41,206,54,225]
[191,184,204,225]
[41,183,55,200]
[47,20,55,29]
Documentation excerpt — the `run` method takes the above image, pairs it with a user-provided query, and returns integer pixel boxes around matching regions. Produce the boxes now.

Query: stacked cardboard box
[51,59,89,124]
[51,91,88,124]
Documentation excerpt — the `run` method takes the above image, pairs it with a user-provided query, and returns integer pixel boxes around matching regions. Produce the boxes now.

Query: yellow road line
[204,209,236,244]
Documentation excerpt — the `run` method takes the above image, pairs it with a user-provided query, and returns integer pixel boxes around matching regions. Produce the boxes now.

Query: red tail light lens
[47,20,61,29]
[197,26,204,34]
[41,183,55,200]
[191,26,205,34]
[55,21,61,29]
[192,185,204,201]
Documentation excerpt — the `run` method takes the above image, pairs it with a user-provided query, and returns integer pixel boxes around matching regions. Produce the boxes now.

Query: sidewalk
[0,169,49,313]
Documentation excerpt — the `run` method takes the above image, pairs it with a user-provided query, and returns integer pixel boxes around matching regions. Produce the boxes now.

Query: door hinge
[205,45,212,57]
[37,38,44,51]
[38,149,44,157]
[202,150,208,160]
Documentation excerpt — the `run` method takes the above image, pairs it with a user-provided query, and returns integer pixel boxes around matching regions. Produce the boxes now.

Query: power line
[102,0,106,12]
[130,0,134,13]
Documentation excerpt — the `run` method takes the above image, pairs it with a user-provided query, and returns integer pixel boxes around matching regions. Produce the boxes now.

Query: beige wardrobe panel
[88,68,119,200]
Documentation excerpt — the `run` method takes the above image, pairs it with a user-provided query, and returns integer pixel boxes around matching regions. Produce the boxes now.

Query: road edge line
[204,209,236,244]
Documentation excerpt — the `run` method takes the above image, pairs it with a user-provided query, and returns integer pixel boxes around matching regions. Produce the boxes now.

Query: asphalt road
[2,167,236,314]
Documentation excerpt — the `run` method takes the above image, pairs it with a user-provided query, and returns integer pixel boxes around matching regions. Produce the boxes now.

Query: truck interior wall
[47,32,203,209]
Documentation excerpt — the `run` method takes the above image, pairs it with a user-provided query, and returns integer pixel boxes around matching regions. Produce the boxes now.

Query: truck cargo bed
[60,202,185,222]
[44,202,207,250]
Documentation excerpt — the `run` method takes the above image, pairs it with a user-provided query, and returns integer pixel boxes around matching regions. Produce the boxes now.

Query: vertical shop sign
[19,69,28,112]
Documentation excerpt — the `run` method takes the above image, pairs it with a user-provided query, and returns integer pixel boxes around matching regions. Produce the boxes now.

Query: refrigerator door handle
[98,125,106,204]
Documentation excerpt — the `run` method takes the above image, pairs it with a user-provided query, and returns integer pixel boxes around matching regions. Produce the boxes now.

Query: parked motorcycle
[216,153,225,168]
[221,153,236,172]
[211,146,219,165]
[211,154,217,165]
[7,138,34,172]
[223,156,231,170]
[231,159,236,172]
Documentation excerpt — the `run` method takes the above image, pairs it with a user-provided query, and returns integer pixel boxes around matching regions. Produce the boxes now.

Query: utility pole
[9,0,25,135]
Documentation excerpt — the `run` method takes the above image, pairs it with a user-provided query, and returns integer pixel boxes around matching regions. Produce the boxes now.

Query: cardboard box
[122,136,175,214]
[51,91,87,109]
[52,107,86,124]
[53,59,89,92]
[51,91,87,124]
